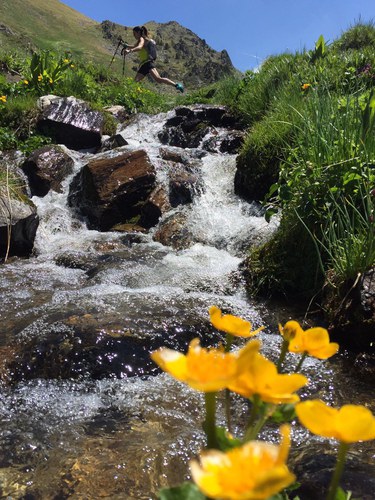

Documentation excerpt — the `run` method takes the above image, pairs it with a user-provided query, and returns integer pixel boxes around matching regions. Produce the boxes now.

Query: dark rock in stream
[21,145,74,197]
[290,447,375,500]
[158,104,244,151]
[68,149,157,231]
[3,314,220,382]
[0,192,39,259]
[37,96,104,151]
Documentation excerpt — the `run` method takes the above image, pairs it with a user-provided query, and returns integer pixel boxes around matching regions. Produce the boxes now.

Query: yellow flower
[0,95,6,103]
[70,64,75,68]
[38,74,43,81]
[49,79,53,84]
[228,340,308,404]
[151,338,239,392]
[209,306,264,338]
[190,424,296,499]
[301,83,311,90]
[23,80,29,85]
[282,321,339,359]
[296,400,375,443]
[278,320,302,342]
[64,58,70,63]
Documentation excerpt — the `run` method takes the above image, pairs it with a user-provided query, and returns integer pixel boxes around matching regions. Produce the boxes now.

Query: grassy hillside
[0,0,238,86]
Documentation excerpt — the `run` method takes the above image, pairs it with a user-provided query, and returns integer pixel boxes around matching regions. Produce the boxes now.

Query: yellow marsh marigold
[296,400,375,443]
[209,306,264,338]
[38,74,43,81]
[279,321,339,359]
[151,338,239,392]
[23,80,29,85]
[0,95,6,103]
[228,340,308,404]
[190,424,295,500]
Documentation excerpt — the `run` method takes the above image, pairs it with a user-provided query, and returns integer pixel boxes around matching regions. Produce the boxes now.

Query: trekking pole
[108,37,124,69]
[122,50,126,76]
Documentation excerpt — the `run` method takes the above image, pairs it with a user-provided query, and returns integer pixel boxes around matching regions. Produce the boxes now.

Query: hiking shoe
[175,82,184,93]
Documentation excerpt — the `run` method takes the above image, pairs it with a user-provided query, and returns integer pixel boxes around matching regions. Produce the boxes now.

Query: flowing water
[0,110,374,499]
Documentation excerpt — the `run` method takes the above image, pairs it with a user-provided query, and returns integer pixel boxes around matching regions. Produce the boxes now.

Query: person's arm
[125,37,144,54]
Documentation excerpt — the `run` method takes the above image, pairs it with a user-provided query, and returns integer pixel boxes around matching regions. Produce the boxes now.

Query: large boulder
[68,150,156,231]
[0,191,39,259]
[37,96,104,151]
[21,145,74,197]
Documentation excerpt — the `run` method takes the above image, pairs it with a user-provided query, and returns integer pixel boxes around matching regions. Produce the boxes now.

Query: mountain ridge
[0,0,239,87]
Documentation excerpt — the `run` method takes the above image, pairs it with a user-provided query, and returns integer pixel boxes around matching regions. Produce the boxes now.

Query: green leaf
[215,426,242,451]
[270,404,296,423]
[158,482,206,500]
[265,207,278,223]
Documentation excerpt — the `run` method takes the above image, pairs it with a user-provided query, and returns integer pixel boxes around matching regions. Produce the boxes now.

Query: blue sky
[61,0,374,72]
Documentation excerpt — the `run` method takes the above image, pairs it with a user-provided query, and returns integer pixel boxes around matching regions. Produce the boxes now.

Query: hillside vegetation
[0,0,238,86]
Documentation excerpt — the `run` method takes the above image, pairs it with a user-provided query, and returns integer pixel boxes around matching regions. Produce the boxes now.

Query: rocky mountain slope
[0,0,239,86]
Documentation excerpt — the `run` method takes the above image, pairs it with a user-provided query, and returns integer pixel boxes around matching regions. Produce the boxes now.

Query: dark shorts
[137,61,155,76]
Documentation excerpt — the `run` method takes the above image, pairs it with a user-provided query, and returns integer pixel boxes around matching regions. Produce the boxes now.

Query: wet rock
[37,96,104,151]
[158,105,243,150]
[169,167,199,207]
[139,185,171,228]
[153,211,193,250]
[21,145,74,197]
[102,104,128,122]
[0,191,39,259]
[100,133,128,152]
[323,269,375,350]
[291,446,375,500]
[4,313,215,381]
[68,149,156,231]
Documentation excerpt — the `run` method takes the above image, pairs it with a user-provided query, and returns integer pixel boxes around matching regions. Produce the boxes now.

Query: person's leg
[149,68,176,86]
[135,73,146,82]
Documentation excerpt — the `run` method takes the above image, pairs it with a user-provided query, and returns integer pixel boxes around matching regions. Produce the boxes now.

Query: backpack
[146,39,157,61]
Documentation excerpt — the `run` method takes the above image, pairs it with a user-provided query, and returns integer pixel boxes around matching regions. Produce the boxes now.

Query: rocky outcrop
[158,105,244,151]
[68,150,157,231]
[21,145,74,197]
[0,191,39,258]
[37,96,104,151]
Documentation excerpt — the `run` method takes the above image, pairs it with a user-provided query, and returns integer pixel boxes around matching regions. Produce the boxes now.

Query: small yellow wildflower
[70,64,75,68]
[63,58,70,63]
[0,95,6,103]
[190,424,296,499]
[23,80,29,85]
[209,306,264,338]
[151,338,239,392]
[296,400,375,443]
[280,320,339,359]
[301,83,311,90]
[228,339,308,404]
[38,74,43,81]
[49,79,53,84]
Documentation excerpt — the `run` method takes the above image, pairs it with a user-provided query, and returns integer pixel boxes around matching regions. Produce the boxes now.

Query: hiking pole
[108,37,125,69]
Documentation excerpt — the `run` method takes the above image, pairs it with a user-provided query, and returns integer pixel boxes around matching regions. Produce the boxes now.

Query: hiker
[122,26,184,93]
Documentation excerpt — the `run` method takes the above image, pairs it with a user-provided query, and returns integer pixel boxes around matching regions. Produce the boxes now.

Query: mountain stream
[0,110,374,499]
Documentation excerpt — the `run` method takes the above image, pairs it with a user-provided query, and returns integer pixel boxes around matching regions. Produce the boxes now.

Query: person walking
[122,26,184,93]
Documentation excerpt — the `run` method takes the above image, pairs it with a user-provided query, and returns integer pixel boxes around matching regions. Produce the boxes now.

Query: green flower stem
[277,339,290,372]
[243,394,262,442]
[225,388,232,433]
[224,334,233,433]
[326,441,350,500]
[224,333,233,352]
[295,352,308,372]
[204,391,218,449]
